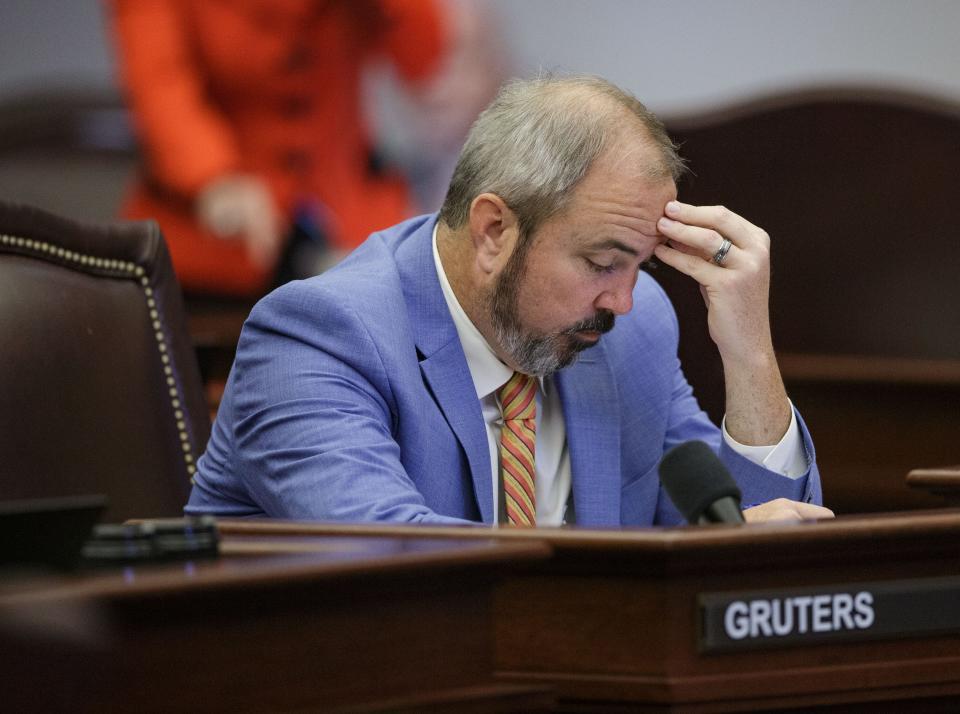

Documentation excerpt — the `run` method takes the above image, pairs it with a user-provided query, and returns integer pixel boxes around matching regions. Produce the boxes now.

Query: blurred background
[1,0,958,516]
[3,0,959,222]
[5,1,960,113]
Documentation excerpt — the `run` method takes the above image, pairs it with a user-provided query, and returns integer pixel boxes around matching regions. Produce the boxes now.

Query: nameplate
[699,575,960,653]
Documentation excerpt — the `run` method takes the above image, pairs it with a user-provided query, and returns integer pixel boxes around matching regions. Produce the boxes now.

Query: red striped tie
[498,372,537,527]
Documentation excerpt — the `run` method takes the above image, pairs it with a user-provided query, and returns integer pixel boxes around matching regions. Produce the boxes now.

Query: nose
[594,281,634,315]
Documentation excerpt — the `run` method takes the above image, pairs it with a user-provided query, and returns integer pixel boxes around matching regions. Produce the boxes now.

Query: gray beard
[489,249,615,377]
[495,321,576,377]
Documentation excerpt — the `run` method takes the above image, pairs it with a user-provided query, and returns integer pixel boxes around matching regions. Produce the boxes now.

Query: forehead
[550,151,678,251]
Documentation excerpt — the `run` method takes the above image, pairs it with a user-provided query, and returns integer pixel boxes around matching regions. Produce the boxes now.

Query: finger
[243,216,281,269]
[665,200,766,250]
[792,502,835,519]
[658,216,738,264]
[200,202,243,238]
[743,500,834,523]
[653,241,722,284]
[764,508,803,523]
[239,192,283,268]
[243,232,274,269]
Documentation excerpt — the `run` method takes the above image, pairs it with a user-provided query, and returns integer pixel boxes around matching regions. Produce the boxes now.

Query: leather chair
[0,200,210,522]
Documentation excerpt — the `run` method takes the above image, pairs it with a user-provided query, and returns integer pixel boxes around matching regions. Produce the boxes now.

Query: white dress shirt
[431,225,806,526]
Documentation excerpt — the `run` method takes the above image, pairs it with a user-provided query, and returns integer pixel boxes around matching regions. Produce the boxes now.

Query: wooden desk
[0,534,552,714]
[778,357,960,515]
[219,513,960,712]
[908,466,960,505]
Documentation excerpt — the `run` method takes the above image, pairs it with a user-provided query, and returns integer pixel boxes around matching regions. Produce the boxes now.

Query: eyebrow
[587,239,641,257]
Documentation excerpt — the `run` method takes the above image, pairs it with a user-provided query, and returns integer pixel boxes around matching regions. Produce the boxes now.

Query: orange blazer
[112,0,446,296]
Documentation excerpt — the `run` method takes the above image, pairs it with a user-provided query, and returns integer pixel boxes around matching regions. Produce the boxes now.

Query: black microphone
[658,440,746,525]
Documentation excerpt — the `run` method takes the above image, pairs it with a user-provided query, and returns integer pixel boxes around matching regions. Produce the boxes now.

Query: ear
[468,193,519,275]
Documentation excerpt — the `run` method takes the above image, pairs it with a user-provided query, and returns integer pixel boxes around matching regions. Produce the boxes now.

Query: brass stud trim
[0,232,198,480]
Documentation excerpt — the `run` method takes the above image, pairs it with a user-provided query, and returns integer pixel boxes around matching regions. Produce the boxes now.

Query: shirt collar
[432,223,515,400]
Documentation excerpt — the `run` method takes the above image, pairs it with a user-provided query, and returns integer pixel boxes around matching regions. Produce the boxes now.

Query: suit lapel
[396,217,494,523]
[419,346,493,522]
[554,345,622,526]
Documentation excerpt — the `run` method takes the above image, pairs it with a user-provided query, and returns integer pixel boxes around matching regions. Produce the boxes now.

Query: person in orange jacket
[111,0,448,297]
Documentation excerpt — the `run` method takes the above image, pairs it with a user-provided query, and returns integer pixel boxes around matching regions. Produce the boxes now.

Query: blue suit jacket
[187,214,821,526]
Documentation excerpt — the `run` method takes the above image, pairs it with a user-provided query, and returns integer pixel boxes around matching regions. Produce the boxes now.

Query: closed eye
[586,258,616,274]
[587,257,654,275]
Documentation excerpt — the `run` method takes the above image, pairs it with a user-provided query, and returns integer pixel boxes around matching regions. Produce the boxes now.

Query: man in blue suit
[187,75,830,526]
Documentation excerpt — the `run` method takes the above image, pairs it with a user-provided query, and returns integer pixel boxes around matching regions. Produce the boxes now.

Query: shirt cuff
[721,401,808,479]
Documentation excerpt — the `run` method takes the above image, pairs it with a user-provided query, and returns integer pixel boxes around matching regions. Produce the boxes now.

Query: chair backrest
[0,200,209,522]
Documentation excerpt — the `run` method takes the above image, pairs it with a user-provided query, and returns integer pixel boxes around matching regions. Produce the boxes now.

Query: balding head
[439,75,684,241]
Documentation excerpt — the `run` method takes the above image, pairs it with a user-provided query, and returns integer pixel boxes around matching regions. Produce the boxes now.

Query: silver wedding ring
[712,238,732,265]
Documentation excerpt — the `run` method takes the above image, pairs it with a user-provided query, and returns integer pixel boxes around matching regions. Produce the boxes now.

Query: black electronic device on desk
[0,495,219,572]
[0,494,106,571]
[81,516,219,567]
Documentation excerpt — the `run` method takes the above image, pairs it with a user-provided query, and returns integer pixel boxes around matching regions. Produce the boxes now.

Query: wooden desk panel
[217,514,960,712]
[0,535,552,714]
[908,466,960,505]
[783,380,960,515]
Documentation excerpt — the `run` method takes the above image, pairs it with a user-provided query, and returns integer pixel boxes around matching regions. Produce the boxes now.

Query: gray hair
[438,75,684,239]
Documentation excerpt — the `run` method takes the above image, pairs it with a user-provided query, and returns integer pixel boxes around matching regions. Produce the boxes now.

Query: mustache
[563,310,616,336]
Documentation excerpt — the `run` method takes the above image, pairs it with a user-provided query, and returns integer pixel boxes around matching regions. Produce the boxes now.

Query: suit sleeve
[110,0,240,195]
[649,283,822,525]
[221,282,476,525]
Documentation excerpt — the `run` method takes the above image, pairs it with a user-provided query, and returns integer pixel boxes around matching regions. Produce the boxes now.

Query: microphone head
[658,440,743,524]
